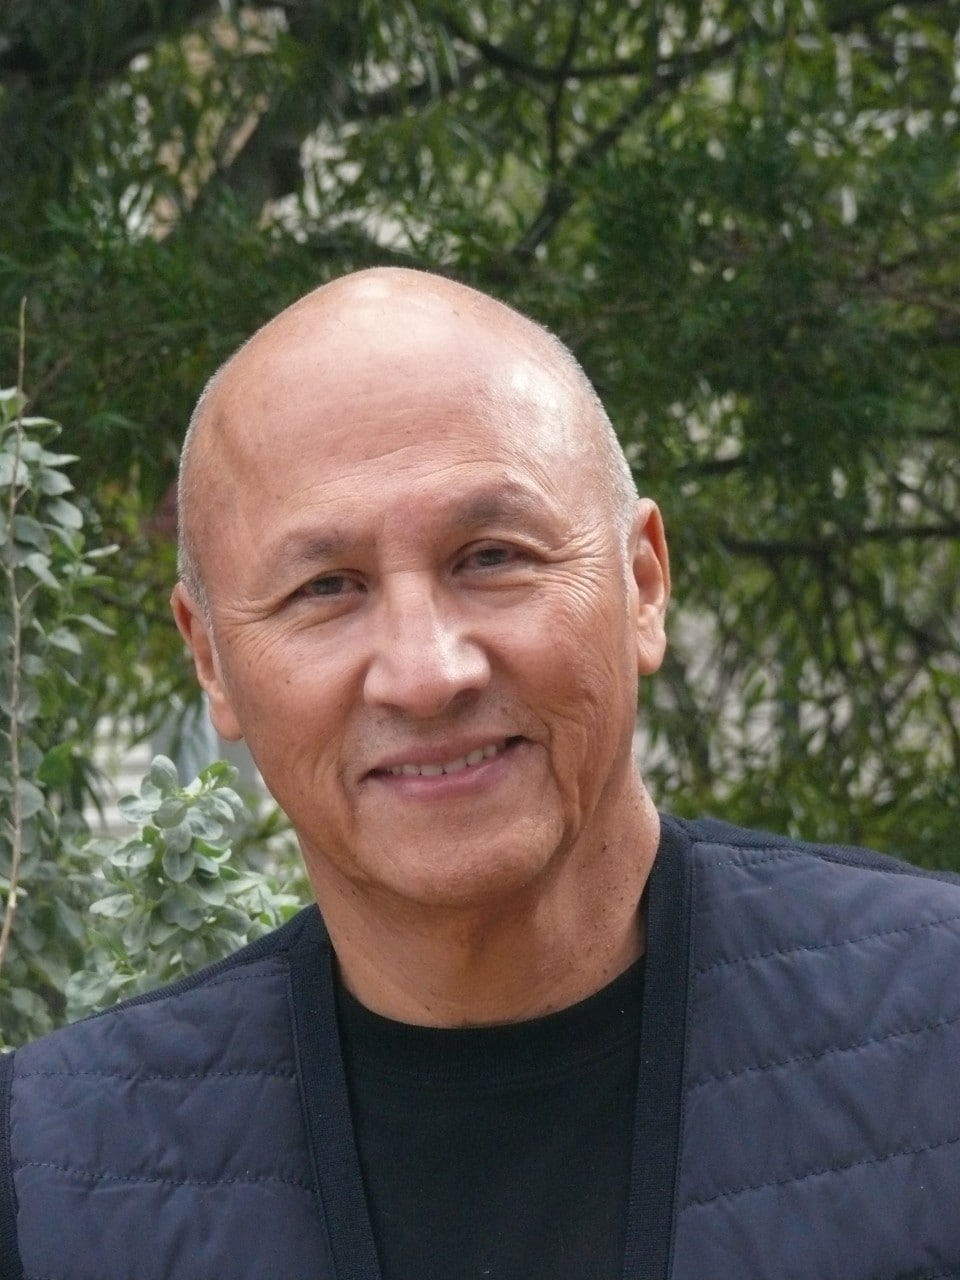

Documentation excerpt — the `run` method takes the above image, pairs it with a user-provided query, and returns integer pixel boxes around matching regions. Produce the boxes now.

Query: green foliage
[0,390,302,1049]
[0,384,114,1045]
[64,756,301,1022]
[1,1,958,868]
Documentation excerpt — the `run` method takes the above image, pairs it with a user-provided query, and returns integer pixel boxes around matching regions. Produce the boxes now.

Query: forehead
[208,296,588,483]
[185,289,615,594]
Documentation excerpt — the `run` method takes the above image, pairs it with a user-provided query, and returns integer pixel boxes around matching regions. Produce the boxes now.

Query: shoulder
[661,816,960,1274]
[661,812,960,912]
[12,904,324,1076]
[4,908,332,1279]
[664,811,960,887]
[659,810,960,1000]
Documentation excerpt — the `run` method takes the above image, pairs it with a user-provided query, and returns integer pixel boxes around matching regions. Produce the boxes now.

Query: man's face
[174,298,668,915]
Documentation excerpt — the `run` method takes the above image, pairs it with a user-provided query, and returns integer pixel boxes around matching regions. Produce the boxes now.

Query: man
[3,268,960,1280]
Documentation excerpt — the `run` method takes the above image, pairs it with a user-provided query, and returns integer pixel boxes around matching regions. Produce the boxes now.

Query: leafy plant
[0,372,113,1045]
[0,381,303,1049]
[64,756,302,1021]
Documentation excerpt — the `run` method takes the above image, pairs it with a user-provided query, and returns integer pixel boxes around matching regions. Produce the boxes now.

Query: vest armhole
[0,1052,23,1280]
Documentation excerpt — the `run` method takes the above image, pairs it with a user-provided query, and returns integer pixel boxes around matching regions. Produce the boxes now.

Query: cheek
[215,635,350,773]
[222,629,347,712]
[549,595,635,706]
[535,632,635,770]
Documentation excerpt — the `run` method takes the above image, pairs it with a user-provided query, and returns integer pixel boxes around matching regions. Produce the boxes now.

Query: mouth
[372,737,521,779]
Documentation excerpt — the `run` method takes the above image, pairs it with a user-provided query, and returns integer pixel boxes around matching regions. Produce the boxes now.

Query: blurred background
[1,0,958,867]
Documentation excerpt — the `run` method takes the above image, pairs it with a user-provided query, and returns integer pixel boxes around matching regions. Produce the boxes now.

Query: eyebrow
[264,480,557,578]
[448,482,550,530]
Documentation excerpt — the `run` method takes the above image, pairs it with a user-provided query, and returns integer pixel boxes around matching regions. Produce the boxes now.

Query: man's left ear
[629,498,670,676]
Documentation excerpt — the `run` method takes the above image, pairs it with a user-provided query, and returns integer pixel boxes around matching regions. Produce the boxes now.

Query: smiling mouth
[376,738,519,778]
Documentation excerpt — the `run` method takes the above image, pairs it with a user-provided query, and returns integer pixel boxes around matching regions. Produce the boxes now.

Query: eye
[464,545,513,569]
[457,542,532,575]
[299,574,365,599]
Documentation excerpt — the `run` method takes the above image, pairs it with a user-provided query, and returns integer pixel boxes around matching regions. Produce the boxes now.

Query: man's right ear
[170,583,244,742]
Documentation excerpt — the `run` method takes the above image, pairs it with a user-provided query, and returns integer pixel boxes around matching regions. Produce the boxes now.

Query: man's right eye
[302,575,359,598]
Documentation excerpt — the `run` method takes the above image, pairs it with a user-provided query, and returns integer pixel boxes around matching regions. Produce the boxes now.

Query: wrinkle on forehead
[181,269,623,596]
[255,476,571,591]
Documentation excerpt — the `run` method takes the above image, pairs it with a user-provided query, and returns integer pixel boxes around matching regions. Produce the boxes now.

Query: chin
[366,839,561,915]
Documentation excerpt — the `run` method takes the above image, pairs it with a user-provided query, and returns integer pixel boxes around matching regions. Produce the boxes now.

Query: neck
[308,790,660,1028]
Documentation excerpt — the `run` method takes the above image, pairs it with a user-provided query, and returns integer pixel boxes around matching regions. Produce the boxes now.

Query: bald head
[177,268,637,610]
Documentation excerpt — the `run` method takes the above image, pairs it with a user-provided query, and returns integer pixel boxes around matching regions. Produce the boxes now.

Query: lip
[365,735,524,780]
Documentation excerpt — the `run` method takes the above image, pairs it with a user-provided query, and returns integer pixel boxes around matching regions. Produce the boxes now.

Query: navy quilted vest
[3,816,960,1278]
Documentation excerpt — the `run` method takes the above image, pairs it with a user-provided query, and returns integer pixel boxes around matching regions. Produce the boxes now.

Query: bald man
[4,270,960,1280]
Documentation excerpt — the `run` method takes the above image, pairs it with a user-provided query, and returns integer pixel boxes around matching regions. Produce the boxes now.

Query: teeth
[387,741,507,778]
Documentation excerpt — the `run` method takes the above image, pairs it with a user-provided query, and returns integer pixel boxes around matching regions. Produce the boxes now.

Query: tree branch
[546,0,587,177]
[511,35,738,258]
[507,0,953,258]
[722,522,960,559]
[0,0,216,89]
[435,9,664,84]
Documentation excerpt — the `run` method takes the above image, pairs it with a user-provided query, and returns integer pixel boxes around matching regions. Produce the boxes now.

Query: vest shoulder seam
[13,1160,315,1196]
[679,1129,960,1212]
[687,1003,960,1091]
[14,1065,297,1084]
[692,907,960,977]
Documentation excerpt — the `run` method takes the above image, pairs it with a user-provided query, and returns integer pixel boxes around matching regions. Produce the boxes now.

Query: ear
[629,498,670,676]
[170,583,244,741]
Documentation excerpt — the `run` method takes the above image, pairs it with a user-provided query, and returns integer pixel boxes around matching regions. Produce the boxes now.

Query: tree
[1,0,958,868]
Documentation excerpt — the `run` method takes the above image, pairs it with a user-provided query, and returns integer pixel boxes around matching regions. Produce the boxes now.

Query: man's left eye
[464,546,513,569]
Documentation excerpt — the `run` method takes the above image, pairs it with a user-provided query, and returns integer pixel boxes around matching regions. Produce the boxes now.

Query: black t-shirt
[336,957,644,1280]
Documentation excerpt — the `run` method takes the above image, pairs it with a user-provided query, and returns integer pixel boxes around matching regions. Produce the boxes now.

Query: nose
[362,574,491,717]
